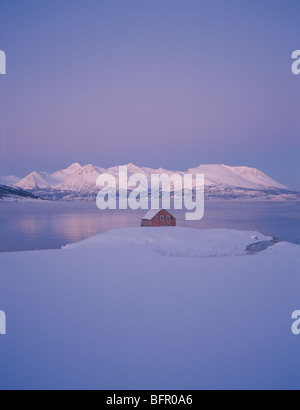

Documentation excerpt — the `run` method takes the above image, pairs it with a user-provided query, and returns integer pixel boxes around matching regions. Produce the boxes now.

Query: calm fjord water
[0,201,299,252]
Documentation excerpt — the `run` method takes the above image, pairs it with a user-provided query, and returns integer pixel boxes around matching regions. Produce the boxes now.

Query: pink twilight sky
[0,0,299,188]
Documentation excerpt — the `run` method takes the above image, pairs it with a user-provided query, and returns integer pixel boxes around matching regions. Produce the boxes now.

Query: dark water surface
[0,201,299,252]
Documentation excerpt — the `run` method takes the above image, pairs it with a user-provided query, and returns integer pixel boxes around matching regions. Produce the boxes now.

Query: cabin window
[156,216,159,221]
[160,215,164,222]
[166,216,170,222]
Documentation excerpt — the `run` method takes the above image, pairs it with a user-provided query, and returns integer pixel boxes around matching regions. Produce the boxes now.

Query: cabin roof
[142,209,173,220]
[142,209,161,220]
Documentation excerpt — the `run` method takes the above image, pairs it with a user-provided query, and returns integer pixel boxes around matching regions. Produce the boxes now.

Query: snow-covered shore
[0,228,299,390]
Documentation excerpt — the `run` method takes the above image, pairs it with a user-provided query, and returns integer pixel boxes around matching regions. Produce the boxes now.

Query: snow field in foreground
[0,228,299,389]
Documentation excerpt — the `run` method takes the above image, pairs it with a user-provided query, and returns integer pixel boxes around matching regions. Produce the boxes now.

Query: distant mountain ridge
[0,175,22,186]
[1,163,299,201]
[0,185,40,202]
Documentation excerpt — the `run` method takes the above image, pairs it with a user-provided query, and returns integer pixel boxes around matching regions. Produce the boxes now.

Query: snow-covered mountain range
[1,163,299,201]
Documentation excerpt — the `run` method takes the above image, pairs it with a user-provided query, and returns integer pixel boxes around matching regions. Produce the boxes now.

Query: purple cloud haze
[0,0,299,188]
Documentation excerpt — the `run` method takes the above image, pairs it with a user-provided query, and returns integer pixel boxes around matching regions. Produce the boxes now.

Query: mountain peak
[16,171,50,190]
[81,164,100,173]
[125,163,141,171]
[67,163,82,171]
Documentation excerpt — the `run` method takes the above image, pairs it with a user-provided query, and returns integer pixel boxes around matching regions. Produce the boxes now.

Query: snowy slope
[15,171,52,190]
[47,163,83,186]
[186,164,287,189]
[57,163,184,193]
[58,164,106,192]
[16,163,83,190]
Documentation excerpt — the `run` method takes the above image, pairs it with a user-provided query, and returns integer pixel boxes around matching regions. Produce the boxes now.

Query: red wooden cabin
[141,209,176,227]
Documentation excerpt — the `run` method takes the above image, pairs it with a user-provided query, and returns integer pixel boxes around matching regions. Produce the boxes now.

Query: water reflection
[0,201,299,252]
[0,202,143,252]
